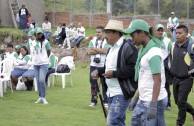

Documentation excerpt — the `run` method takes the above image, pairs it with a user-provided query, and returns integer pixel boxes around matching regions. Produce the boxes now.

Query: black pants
[165,69,172,107]
[173,77,194,125]
[45,68,55,84]
[90,66,108,104]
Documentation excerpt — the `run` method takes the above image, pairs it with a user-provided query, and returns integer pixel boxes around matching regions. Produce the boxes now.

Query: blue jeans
[107,95,131,126]
[170,29,176,42]
[11,68,28,78]
[71,36,84,48]
[34,64,49,98]
[130,97,168,126]
[45,68,55,84]
[44,32,51,40]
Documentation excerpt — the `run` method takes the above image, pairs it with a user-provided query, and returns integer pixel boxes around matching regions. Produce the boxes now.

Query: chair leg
[70,74,73,87]
[0,81,3,97]
[3,81,6,93]
[34,78,37,92]
[62,75,66,88]
[9,80,13,93]
[52,75,55,87]
[48,76,50,87]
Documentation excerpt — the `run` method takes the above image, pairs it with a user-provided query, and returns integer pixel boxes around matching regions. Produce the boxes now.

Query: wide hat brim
[104,20,124,32]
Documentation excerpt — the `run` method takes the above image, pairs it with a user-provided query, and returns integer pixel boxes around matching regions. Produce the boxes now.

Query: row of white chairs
[0,56,75,97]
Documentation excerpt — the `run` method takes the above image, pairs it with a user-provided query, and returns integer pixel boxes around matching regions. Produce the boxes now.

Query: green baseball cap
[15,45,21,50]
[123,19,150,34]
[27,30,35,36]
[35,27,43,34]
[155,24,164,30]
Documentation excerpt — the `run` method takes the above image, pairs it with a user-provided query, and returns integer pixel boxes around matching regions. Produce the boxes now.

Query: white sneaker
[66,47,71,49]
[35,98,42,103]
[89,103,96,107]
[104,103,108,108]
[42,98,48,104]
[58,44,62,47]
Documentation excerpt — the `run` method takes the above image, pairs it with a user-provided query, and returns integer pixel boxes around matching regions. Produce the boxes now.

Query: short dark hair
[21,46,29,55]
[176,25,188,33]
[6,43,13,48]
[96,26,104,32]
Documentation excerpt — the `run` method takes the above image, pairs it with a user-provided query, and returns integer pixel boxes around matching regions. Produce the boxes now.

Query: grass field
[0,64,194,126]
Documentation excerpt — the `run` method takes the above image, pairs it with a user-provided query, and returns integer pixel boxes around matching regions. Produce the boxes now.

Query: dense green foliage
[44,0,194,19]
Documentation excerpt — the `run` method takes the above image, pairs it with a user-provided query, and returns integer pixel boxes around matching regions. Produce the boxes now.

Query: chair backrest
[1,59,14,76]
[58,56,75,70]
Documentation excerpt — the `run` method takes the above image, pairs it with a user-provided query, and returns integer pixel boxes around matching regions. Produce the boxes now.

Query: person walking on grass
[33,27,51,104]
[123,19,167,126]
[170,25,194,126]
[167,12,179,42]
[155,24,173,110]
[87,26,110,107]
[91,20,138,126]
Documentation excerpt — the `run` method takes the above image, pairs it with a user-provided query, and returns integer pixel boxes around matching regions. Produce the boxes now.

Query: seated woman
[62,23,78,49]
[11,46,32,90]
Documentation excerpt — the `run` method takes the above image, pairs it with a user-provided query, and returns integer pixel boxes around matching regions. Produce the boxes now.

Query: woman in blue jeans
[33,27,51,104]
[123,19,167,126]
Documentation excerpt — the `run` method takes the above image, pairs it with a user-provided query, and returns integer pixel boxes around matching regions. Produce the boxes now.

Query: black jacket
[98,39,138,100]
[170,39,194,78]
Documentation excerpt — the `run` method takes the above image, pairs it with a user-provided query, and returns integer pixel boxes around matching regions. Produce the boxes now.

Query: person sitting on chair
[11,46,32,90]
[71,22,85,48]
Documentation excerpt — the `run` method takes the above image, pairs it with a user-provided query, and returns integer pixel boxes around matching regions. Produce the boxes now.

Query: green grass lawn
[0,64,194,126]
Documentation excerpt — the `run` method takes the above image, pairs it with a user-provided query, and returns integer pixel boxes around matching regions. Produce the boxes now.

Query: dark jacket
[19,8,29,17]
[170,39,194,78]
[98,39,138,100]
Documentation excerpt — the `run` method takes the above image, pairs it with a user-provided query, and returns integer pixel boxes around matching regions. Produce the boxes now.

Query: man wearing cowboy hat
[91,19,138,126]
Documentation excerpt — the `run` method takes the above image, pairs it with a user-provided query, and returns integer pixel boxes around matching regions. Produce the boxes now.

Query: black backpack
[56,64,70,73]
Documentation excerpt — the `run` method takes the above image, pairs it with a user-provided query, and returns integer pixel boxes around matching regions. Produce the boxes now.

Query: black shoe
[25,81,33,91]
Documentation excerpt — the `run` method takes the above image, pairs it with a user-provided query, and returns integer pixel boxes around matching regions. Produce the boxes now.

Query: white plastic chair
[33,77,37,91]
[47,56,58,87]
[0,59,14,97]
[52,56,75,88]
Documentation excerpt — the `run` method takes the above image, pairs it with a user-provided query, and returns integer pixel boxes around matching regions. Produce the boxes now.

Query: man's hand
[102,70,113,79]
[147,101,157,120]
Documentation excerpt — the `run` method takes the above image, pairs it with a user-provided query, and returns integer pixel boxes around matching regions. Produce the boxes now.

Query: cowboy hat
[104,20,123,32]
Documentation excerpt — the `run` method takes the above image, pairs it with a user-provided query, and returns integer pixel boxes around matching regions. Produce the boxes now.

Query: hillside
[44,0,105,14]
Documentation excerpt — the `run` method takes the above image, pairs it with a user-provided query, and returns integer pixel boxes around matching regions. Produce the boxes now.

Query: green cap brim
[122,28,136,35]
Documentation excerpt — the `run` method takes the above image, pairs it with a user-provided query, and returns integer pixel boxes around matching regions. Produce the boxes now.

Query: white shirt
[105,37,124,97]
[77,27,85,37]
[167,17,179,29]
[20,9,26,15]
[161,37,172,60]
[138,47,167,101]
[89,37,108,67]
[42,22,51,32]
[33,40,50,65]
